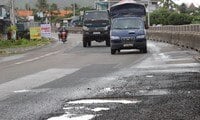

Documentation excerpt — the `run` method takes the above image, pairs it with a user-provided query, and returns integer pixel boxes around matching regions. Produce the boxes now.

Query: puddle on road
[47,99,140,120]
[146,75,154,78]
[67,99,140,104]
[14,89,30,93]
[48,114,95,120]
[91,107,110,112]
[100,87,113,92]
[138,89,169,96]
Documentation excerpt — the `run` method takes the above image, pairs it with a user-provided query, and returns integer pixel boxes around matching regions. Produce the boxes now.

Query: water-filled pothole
[138,89,169,96]
[47,99,140,120]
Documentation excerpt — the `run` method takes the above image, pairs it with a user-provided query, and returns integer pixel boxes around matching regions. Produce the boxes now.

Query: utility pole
[73,1,75,16]
[10,0,15,25]
[147,0,151,27]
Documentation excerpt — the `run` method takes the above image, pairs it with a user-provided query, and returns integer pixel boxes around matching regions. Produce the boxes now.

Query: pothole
[47,98,140,120]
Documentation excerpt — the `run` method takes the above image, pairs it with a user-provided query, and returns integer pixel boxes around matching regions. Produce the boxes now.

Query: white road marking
[0,68,79,99]
[14,51,60,65]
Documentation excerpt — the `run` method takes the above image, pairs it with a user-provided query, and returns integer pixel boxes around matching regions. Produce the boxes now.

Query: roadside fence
[147,25,200,52]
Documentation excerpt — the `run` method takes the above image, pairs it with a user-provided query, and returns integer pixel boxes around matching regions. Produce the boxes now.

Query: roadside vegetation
[150,0,200,25]
[33,0,93,23]
[0,38,51,49]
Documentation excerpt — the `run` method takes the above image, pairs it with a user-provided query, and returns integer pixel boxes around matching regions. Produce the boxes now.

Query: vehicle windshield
[84,11,109,20]
[112,18,144,29]
[110,4,146,18]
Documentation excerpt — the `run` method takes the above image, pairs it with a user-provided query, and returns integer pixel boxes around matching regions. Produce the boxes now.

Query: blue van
[110,17,147,54]
[109,0,147,54]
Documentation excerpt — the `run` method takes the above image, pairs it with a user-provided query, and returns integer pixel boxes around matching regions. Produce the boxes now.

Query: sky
[0,0,97,9]
[0,0,199,8]
[173,0,200,7]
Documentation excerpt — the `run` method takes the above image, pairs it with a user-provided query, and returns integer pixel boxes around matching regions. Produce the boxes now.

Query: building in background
[0,5,11,38]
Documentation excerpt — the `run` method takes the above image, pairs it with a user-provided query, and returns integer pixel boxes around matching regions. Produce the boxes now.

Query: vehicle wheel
[118,49,120,53]
[143,47,147,53]
[83,41,87,47]
[88,41,91,47]
[111,49,116,54]
[62,39,67,43]
[83,37,87,47]
[140,47,147,53]
[106,39,110,47]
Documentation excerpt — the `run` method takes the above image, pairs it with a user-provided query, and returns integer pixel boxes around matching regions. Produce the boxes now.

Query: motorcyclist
[58,26,68,41]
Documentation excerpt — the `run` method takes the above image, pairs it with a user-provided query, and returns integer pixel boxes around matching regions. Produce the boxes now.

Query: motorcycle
[60,31,68,43]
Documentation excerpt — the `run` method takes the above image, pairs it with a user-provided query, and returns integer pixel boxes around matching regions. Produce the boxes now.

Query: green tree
[25,3,31,10]
[168,12,193,25]
[49,3,60,23]
[75,7,94,16]
[178,3,187,13]
[150,8,171,25]
[50,3,58,11]
[159,0,177,10]
[35,0,49,13]
[150,8,193,25]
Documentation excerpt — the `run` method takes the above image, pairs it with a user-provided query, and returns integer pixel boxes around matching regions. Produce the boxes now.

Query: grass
[0,38,51,49]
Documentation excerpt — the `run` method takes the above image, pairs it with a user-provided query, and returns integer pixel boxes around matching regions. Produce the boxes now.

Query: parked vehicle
[82,10,110,47]
[109,0,147,54]
[16,22,30,39]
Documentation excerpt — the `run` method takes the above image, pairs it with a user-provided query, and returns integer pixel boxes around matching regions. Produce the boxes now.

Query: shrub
[150,8,171,25]
[150,8,193,25]
[168,12,193,25]
[192,16,200,24]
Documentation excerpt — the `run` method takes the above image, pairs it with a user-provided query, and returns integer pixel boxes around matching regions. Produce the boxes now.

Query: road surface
[0,33,199,120]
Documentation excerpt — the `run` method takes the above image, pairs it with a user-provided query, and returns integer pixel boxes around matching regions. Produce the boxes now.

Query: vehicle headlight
[83,26,89,31]
[111,36,120,40]
[136,35,146,39]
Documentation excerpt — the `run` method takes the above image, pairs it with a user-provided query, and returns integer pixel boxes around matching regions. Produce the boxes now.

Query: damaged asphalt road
[0,34,199,120]
[46,42,200,120]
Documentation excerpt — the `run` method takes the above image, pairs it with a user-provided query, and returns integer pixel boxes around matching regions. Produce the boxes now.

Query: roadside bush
[168,12,193,25]
[150,8,171,25]
[14,39,29,45]
[150,8,193,25]
[192,16,200,24]
[0,39,50,49]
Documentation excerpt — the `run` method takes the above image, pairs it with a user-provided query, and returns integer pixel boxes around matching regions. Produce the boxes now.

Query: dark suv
[82,10,110,47]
